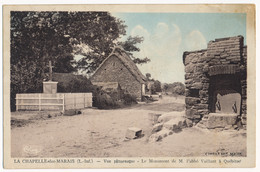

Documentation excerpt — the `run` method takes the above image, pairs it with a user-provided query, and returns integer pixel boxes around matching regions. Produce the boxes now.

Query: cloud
[131,25,150,40]
[130,23,184,83]
[184,30,207,51]
[130,25,208,83]
[154,22,169,38]
[139,22,182,58]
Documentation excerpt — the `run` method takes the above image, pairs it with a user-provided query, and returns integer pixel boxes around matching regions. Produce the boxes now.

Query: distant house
[90,47,147,99]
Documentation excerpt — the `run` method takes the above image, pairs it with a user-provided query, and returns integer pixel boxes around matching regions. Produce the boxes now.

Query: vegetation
[52,73,96,93]
[54,73,137,109]
[145,73,162,94]
[163,82,185,95]
[10,12,150,111]
[151,80,162,94]
[93,92,137,109]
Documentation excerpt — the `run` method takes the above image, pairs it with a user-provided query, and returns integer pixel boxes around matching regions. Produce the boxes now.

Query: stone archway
[208,74,242,115]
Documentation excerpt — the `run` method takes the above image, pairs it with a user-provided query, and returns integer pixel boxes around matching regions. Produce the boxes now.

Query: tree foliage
[52,73,96,93]
[151,80,162,94]
[144,73,161,94]
[118,36,150,64]
[145,73,151,81]
[163,82,185,95]
[10,11,150,111]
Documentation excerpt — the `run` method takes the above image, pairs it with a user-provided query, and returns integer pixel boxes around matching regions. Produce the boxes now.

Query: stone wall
[91,55,142,98]
[241,46,247,125]
[183,36,247,125]
[183,50,208,123]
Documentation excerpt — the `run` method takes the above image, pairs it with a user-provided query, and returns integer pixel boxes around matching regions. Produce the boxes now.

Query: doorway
[208,74,242,114]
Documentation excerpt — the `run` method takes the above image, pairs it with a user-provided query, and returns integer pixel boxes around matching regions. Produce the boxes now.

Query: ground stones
[149,111,186,142]
[63,110,81,116]
[185,118,193,127]
[157,111,185,123]
[148,113,162,125]
[149,133,163,142]
[149,129,173,142]
[125,127,142,139]
[158,129,170,138]
[163,117,185,132]
[224,125,233,130]
[207,113,237,129]
[152,123,163,133]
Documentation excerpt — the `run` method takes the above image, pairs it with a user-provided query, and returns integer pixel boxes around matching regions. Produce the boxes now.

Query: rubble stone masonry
[91,55,142,98]
[183,36,247,125]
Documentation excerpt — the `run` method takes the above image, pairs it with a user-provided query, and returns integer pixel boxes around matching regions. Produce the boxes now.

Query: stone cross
[47,60,54,81]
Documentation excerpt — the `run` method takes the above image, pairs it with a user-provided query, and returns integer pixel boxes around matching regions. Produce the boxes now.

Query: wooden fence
[16,93,92,111]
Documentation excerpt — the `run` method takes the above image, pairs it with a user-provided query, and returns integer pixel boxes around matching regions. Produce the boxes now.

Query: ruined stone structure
[91,47,147,99]
[183,36,247,128]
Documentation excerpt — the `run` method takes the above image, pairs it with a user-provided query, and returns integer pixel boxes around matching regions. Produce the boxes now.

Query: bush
[93,91,137,109]
[151,80,162,94]
[93,92,119,109]
[11,72,93,112]
[163,82,185,95]
[172,85,185,95]
[122,93,137,105]
[54,73,138,109]
[53,73,96,93]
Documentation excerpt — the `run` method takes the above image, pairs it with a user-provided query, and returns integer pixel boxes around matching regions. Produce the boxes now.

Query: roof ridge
[113,49,146,83]
[91,47,146,84]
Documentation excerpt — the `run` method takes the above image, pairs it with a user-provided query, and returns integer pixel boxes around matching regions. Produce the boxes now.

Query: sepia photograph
[3,4,256,168]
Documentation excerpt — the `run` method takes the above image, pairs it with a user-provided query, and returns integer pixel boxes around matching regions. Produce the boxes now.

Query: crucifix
[47,60,54,81]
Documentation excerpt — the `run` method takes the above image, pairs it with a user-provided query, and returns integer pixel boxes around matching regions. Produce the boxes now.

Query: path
[11,96,246,157]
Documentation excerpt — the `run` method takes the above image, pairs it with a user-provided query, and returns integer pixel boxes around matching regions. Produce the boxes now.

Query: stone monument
[43,61,58,94]
[182,36,247,128]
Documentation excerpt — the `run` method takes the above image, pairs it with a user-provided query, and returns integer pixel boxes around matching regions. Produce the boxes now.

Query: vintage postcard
[3,4,256,168]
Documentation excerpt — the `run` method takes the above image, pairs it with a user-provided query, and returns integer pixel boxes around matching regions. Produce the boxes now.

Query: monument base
[43,81,58,94]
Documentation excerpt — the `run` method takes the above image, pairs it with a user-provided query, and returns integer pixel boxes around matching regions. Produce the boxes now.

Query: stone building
[183,36,247,128]
[92,82,123,101]
[91,47,147,99]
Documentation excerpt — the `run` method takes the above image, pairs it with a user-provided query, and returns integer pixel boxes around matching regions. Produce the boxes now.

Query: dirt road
[11,96,246,157]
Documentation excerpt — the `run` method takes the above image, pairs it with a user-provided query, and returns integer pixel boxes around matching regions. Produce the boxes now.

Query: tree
[163,83,169,91]
[11,11,77,111]
[76,35,150,73]
[118,36,150,64]
[172,83,185,95]
[162,82,185,95]
[151,80,162,94]
[10,11,150,111]
[145,73,151,81]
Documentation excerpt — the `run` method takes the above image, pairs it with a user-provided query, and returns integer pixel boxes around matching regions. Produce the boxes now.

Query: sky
[112,13,246,83]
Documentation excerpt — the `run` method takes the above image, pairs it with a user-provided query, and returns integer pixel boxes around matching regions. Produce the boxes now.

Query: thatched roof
[92,47,147,84]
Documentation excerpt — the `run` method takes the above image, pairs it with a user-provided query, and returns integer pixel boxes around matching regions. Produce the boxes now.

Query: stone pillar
[183,50,208,124]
